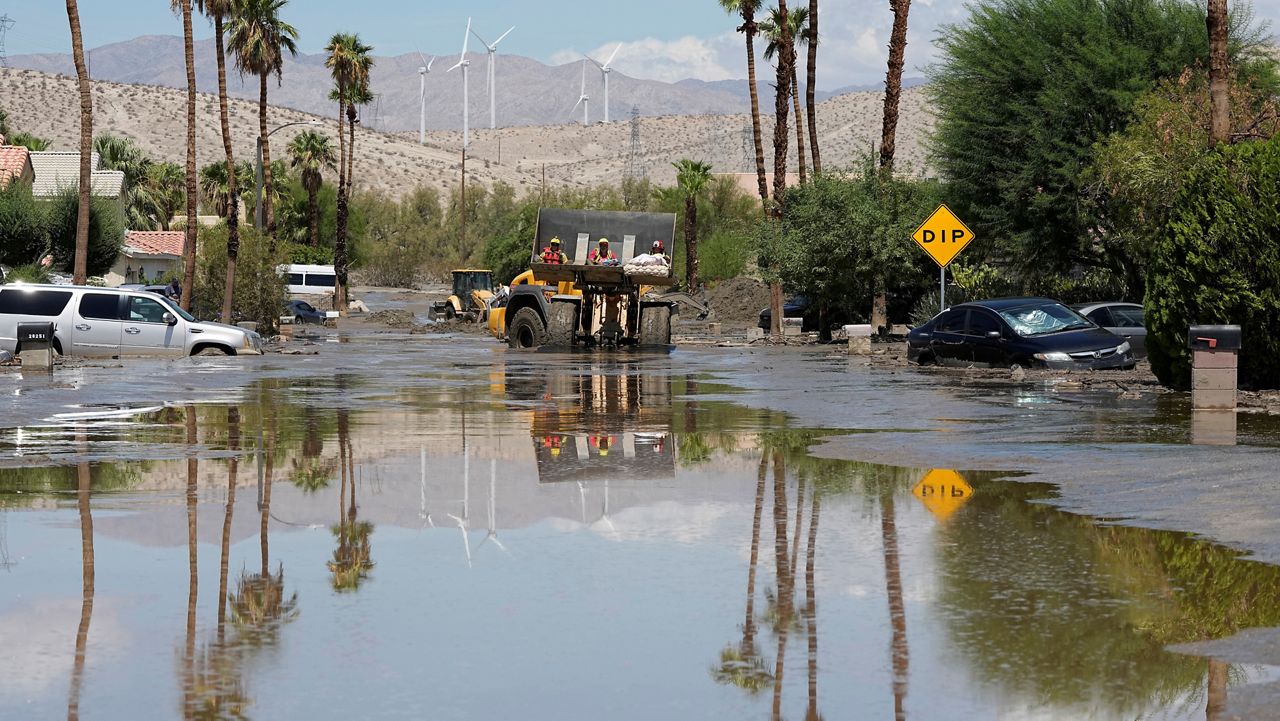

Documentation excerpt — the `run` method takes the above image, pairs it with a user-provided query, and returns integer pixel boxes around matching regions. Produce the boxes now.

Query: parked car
[758,296,849,334]
[0,284,263,358]
[906,297,1135,369]
[285,299,327,325]
[1071,302,1147,358]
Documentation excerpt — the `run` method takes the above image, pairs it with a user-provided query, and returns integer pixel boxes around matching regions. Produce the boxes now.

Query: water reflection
[1,362,1278,719]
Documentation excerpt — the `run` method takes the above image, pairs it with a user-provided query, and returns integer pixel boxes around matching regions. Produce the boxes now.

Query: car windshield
[156,295,197,323]
[997,302,1093,337]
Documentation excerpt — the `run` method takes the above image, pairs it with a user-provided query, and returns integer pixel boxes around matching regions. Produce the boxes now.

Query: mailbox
[16,322,55,349]
[1188,325,1242,351]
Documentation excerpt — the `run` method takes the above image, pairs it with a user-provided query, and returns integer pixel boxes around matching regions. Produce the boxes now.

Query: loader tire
[507,307,548,350]
[639,305,672,346]
[547,301,578,348]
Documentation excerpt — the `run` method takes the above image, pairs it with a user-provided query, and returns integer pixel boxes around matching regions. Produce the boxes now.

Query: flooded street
[3,331,1280,720]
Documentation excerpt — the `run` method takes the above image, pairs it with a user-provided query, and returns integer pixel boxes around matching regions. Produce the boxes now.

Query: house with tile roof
[0,141,34,188]
[105,230,186,287]
[28,150,127,203]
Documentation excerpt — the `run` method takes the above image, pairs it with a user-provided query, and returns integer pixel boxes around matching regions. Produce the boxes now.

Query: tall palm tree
[674,159,713,293]
[197,0,243,325]
[65,0,91,285]
[170,0,199,310]
[768,1,796,341]
[761,6,811,183]
[346,84,374,194]
[719,0,770,208]
[880,0,911,170]
[1207,0,1229,144]
[805,0,821,175]
[147,163,186,231]
[324,32,374,311]
[287,130,337,248]
[228,0,299,249]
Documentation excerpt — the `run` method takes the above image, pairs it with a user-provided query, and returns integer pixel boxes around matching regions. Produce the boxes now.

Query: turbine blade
[417,50,429,67]
[605,43,622,68]
[427,56,435,72]
[580,60,586,93]
[462,17,471,55]
[586,54,604,70]
[447,59,463,72]
[470,28,491,49]
[494,26,515,46]
[572,96,584,111]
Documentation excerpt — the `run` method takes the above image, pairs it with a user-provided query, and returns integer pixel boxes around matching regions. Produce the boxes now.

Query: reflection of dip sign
[911,469,974,521]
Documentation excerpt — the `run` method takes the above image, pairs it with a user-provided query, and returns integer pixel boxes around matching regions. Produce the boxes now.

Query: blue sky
[6,0,1280,89]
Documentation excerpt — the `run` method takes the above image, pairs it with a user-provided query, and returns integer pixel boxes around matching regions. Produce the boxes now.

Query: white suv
[0,284,263,358]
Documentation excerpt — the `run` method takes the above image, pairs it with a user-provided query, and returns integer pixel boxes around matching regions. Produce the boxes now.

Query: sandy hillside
[1,67,933,197]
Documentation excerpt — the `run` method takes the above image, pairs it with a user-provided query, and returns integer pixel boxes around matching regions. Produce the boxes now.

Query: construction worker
[588,238,618,266]
[540,237,568,264]
[651,239,670,266]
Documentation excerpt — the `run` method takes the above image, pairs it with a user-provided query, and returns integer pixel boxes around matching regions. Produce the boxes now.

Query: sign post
[911,204,975,313]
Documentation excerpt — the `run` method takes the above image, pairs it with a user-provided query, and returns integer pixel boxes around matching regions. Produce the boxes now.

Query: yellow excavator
[430,269,495,322]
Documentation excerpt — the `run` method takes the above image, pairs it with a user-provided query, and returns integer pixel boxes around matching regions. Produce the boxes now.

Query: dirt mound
[707,276,772,325]
[365,309,418,328]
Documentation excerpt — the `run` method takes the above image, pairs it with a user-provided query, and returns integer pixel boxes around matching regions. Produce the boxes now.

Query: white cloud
[551,34,740,84]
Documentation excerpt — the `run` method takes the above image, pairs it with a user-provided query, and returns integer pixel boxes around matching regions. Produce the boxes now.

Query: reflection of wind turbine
[477,460,510,555]
[471,25,515,130]
[447,18,473,149]
[419,447,435,529]
[572,60,590,126]
[417,52,435,145]
[586,43,621,123]
[446,447,472,567]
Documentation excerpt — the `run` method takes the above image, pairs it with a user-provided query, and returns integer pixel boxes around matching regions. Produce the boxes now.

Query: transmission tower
[625,105,646,180]
[0,15,14,68]
[741,124,755,172]
[0,512,13,572]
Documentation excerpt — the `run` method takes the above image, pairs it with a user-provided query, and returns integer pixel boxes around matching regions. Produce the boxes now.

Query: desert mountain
[1,66,932,197]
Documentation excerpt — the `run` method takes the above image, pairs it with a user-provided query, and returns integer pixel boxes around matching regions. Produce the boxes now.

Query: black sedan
[907,298,1136,369]
[286,299,327,325]
[758,296,848,333]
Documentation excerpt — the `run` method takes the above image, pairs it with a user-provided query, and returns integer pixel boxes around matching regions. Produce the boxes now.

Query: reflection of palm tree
[713,454,774,693]
[805,490,822,721]
[1207,659,1227,720]
[67,461,94,721]
[328,408,374,591]
[771,450,794,721]
[881,489,908,721]
[217,407,239,641]
[182,406,199,718]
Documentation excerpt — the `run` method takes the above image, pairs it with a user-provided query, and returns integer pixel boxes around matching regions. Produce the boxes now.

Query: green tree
[674,159,713,292]
[287,130,337,248]
[45,188,123,278]
[193,223,288,330]
[146,162,185,231]
[228,0,298,247]
[928,0,1274,282]
[95,134,157,230]
[7,132,50,151]
[324,32,374,311]
[0,181,50,267]
[1146,137,1280,389]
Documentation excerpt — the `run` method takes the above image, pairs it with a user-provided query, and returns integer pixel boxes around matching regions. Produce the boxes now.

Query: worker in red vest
[540,237,568,264]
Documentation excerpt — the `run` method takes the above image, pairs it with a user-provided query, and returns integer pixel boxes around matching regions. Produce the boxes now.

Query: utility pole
[0,15,13,67]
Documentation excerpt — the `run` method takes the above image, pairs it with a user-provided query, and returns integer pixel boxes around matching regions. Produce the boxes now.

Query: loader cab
[431,269,494,321]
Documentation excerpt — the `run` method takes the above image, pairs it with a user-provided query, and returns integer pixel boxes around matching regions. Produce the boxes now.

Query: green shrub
[1,264,51,284]
[1147,139,1280,389]
[44,189,124,278]
[0,182,49,267]
[698,229,751,283]
[194,223,289,333]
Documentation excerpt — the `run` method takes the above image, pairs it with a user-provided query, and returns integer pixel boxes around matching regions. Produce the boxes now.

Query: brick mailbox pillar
[1188,324,1241,410]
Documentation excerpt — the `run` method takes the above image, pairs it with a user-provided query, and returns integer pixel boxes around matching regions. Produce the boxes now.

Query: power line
[0,15,15,67]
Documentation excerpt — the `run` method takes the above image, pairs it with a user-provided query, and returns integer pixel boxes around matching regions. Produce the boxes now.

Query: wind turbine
[471,25,515,130]
[572,59,590,126]
[417,52,435,145]
[586,44,622,123]
[447,18,472,149]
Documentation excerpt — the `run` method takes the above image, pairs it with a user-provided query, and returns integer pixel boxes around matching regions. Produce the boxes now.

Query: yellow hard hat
[598,238,609,245]
[550,237,561,245]
[599,448,609,457]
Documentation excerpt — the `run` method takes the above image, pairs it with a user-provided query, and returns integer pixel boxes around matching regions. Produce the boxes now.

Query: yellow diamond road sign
[911,469,974,522]
[912,204,975,268]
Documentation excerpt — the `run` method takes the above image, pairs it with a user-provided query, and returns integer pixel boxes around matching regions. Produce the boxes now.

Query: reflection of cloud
[0,598,124,697]
[597,502,732,544]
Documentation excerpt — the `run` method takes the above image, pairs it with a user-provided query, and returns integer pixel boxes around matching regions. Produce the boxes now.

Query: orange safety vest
[541,246,566,264]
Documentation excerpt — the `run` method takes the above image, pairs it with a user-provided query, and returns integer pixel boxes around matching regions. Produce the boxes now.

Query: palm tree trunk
[261,407,275,578]
[685,196,699,292]
[742,12,769,208]
[872,274,888,332]
[67,462,94,721]
[180,0,197,312]
[1207,0,1229,145]
[881,491,909,721]
[742,453,768,652]
[216,15,240,328]
[770,2,795,343]
[183,406,198,720]
[259,71,276,249]
[880,0,911,170]
[66,0,91,286]
[347,104,357,194]
[217,407,239,644]
[1207,659,1228,720]
[334,90,350,312]
[308,188,320,247]
[770,450,793,721]
[806,0,821,175]
[805,491,820,721]
[792,70,807,183]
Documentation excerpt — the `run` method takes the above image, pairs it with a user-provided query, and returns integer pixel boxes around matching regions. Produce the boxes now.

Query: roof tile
[125,230,186,257]
[0,145,31,185]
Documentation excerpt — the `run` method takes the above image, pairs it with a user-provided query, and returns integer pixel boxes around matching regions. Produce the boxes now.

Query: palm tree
[805,0,821,175]
[65,0,92,285]
[674,159,713,293]
[95,135,158,230]
[287,131,337,248]
[228,0,299,248]
[880,0,911,170]
[761,6,811,183]
[8,131,51,151]
[200,161,233,217]
[345,84,374,194]
[324,32,374,311]
[196,0,243,326]
[171,0,199,310]
[147,163,185,231]
[719,0,770,208]
[1207,0,1229,144]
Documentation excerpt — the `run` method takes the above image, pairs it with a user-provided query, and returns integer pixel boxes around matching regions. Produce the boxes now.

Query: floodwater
[2,341,1279,720]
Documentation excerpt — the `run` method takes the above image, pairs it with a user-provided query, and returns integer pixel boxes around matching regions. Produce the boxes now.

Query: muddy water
[2,352,1279,720]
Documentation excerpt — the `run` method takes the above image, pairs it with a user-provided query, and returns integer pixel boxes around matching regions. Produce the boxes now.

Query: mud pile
[707,277,772,326]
